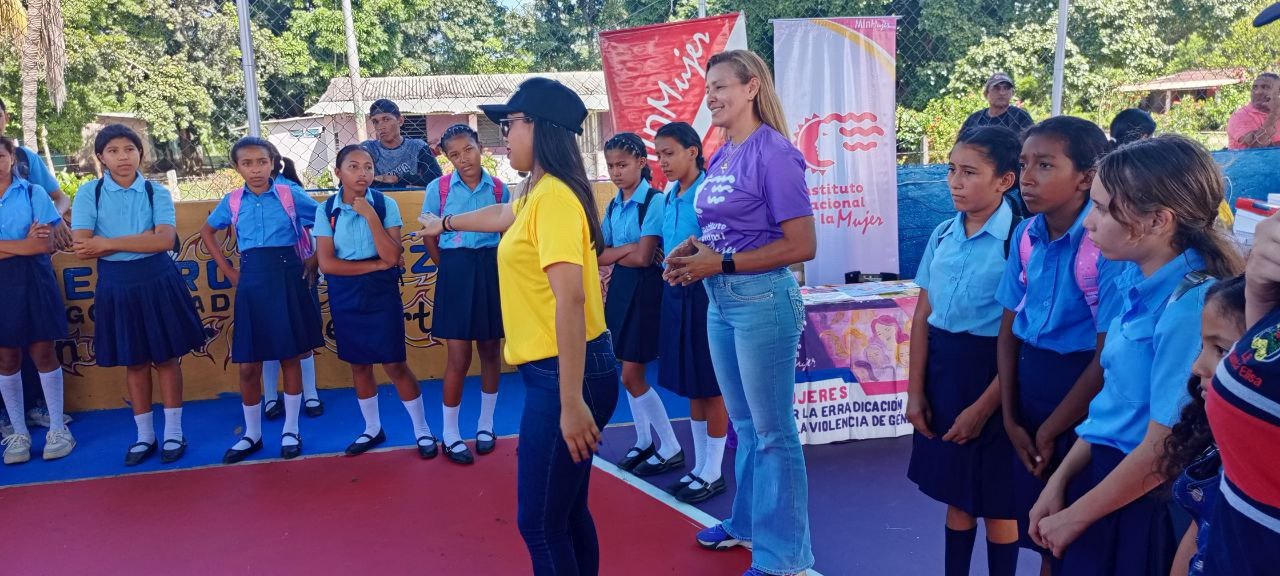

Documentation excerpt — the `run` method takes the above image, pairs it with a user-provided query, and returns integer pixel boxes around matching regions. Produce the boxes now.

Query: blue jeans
[516,333,620,576]
[704,268,814,574]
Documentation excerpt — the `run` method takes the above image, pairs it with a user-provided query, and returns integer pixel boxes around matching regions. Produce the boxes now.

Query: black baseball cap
[1257,2,1280,26]
[479,78,587,135]
[369,99,401,118]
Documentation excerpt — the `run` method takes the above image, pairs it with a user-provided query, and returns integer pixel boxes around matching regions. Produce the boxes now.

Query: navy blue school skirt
[328,265,406,365]
[0,254,67,348]
[907,327,1015,519]
[1202,479,1280,575]
[1014,344,1094,551]
[1059,444,1176,576]
[231,247,323,363]
[95,254,204,367]
[604,264,662,363]
[432,247,503,341]
[657,280,720,399]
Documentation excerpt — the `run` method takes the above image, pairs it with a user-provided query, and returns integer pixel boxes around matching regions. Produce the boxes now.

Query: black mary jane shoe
[476,430,497,455]
[124,441,157,467]
[304,398,324,418]
[222,437,264,464]
[445,441,475,465]
[617,444,657,472]
[667,475,695,495]
[160,439,187,464]
[280,432,303,460]
[675,476,727,504]
[264,398,284,420]
[417,435,440,460]
[632,450,685,477]
[344,430,386,456]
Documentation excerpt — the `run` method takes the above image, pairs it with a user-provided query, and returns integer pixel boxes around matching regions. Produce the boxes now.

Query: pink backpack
[229,184,315,260]
[437,175,506,216]
[1015,219,1101,318]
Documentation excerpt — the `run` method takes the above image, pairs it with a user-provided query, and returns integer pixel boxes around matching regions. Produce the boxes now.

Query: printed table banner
[600,13,748,188]
[774,17,900,286]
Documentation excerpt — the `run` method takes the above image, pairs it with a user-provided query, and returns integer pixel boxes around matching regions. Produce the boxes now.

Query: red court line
[0,444,750,575]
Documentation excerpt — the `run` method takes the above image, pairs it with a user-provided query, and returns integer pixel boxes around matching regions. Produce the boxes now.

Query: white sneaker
[43,428,75,460]
[26,407,73,429]
[0,412,12,439]
[2,433,32,464]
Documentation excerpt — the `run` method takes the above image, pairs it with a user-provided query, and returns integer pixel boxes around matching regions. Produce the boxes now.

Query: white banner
[774,17,900,285]
[795,378,912,444]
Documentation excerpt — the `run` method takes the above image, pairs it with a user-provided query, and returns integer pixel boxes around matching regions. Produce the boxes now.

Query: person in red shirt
[1226,73,1280,150]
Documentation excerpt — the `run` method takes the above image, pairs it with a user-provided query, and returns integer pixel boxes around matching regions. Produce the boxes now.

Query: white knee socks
[37,369,66,433]
[300,355,318,401]
[0,372,28,437]
[638,389,679,459]
[358,396,381,439]
[477,391,498,433]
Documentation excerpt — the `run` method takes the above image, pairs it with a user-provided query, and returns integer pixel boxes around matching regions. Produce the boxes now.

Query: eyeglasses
[499,116,534,138]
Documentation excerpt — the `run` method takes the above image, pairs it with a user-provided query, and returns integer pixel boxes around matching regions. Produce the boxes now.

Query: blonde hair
[707,50,788,137]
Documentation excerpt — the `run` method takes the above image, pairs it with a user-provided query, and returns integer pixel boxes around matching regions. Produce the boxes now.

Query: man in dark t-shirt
[961,73,1035,136]
[360,99,443,190]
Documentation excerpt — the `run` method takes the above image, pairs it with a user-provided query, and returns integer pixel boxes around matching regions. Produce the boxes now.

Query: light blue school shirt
[1077,250,1210,454]
[659,173,706,269]
[915,201,1014,337]
[18,147,59,198]
[312,191,404,261]
[996,204,1127,353]
[71,171,177,262]
[205,179,319,251]
[421,172,507,250]
[602,180,663,247]
[0,178,60,240]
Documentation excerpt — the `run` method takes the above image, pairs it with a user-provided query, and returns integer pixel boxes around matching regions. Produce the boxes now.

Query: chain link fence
[1,0,1276,201]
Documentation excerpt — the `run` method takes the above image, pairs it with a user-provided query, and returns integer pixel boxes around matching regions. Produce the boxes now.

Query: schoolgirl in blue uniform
[602,132,681,476]
[1155,275,1245,576]
[906,126,1021,576]
[421,124,507,465]
[650,122,729,503]
[994,116,1122,572]
[0,136,74,465]
[261,154,324,420]
[1028,136,1243,575]
[200,136,323,463]
[70,125,205,466]
[316,145,437,459]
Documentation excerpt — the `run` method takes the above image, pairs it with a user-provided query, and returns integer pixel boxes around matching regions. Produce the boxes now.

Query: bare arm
[730,216,817,272]
[906,289,934,438]
[436,203,516,234]
[423,235,442,266]
[617,235,660,268]
[1028,437,1093,548]
[599,245,636,266]
[548,261,600,464]
[1170,524,1198,576]
[1238,111,1280,149]
[0,224,54,256]
[316,236,392,276]
[1032,333,1107,476]
[199,223,239,284]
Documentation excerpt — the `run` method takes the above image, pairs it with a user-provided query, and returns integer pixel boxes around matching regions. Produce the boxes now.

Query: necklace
[719,139,743,173]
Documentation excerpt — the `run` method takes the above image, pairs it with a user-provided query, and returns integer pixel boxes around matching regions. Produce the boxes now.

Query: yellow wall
[56,183,620,411]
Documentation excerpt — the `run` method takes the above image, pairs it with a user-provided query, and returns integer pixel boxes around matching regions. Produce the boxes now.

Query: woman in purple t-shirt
[665,49,817,576]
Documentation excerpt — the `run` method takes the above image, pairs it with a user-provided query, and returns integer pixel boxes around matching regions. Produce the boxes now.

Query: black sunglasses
[499,116,534,138]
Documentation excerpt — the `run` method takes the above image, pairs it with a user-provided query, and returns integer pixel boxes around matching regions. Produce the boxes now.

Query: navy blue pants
[515,334,619,576]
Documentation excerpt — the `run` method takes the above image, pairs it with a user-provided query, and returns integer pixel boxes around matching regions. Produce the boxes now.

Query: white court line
[592,457,826,576]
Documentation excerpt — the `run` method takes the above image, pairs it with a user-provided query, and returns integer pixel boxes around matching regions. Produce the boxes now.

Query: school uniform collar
[331,187,375,210]
[101,171,148,193]
[448,170,494,194]
[1027,201,1091,246]
[939,200,1013,242]
[0,177,31,201]
[664,172,707,196]
[613,180,652,207]
[1128,249,1205,312]
[240,177,287,198]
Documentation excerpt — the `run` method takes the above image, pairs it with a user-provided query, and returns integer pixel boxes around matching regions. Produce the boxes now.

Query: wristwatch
[721,252,736,274]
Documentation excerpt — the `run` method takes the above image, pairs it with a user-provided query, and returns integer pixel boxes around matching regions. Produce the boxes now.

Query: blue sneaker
[696,524,752,551]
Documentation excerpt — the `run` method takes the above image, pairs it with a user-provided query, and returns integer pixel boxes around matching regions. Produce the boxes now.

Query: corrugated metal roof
[305,72,609,116]
[1117,68,1248,93]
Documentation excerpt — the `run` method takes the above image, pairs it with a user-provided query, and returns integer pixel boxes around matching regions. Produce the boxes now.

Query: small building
[77,112,154,171]
[1117,68,1248,113]
[301,71,613,181]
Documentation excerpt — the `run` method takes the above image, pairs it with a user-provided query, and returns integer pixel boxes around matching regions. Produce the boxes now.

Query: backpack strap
[325,194,340,230]
[1013,221,1034,313]
[1073,235,1102,320]
[437,176,451,216]
[94,178,104,210]
[371,189,387,222]
[1003,196,1023,259]
[229,187,246,230]
[637,184,660,228]
[493,177,505,204]
[1170,271,1212,303]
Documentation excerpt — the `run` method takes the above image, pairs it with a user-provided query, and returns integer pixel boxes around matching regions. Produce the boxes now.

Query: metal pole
[1051,0,1069,116]
[342,0,368,141]
[698,0,706,18]
[235,0,262,137]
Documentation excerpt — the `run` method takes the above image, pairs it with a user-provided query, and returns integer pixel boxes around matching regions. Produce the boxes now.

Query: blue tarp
[893,147,1280,278]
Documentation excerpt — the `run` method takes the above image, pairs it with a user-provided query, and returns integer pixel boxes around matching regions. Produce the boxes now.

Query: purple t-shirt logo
[695,127,813,254]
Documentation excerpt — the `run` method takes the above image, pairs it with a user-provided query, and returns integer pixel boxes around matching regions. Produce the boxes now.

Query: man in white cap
[961,72,1035,135]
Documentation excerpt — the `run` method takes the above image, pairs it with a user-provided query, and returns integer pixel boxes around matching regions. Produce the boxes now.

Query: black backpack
[935,194,1024,258]
[14,147,31,181]
[94,177,182,254]
[605,184,661,233]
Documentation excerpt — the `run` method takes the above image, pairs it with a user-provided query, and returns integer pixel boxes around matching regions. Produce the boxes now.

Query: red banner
[599,13,748,187]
